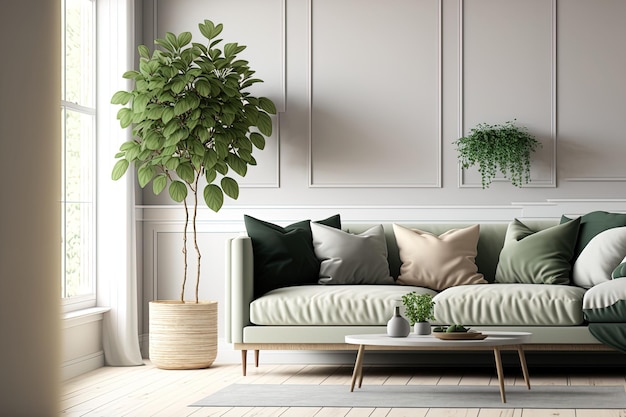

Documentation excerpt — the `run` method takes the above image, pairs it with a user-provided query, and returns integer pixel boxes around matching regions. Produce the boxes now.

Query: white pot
[414,321,431,335]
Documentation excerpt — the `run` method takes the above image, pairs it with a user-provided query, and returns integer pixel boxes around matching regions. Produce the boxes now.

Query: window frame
[61,0,97,313]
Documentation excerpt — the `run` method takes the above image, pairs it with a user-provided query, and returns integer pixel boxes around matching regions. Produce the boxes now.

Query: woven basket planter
[149,300,218,370]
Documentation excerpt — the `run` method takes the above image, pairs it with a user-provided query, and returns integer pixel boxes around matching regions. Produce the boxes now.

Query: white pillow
[311,223,394,285]
[573,226,626,288]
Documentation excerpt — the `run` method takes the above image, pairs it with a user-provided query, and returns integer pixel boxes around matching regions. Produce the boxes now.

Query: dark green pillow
[495,217,581,285]
[561,211,626,262]
[244,214,341,298]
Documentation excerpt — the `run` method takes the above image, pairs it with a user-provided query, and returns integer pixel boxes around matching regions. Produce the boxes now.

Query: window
[61,0,96,311]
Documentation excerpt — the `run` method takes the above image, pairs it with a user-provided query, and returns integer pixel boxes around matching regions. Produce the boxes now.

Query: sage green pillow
[495,217,581,285]
[561,211,626,262]
[612,259,626,279]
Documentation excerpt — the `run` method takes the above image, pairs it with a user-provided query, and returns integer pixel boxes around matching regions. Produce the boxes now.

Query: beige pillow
[393,223,486,290]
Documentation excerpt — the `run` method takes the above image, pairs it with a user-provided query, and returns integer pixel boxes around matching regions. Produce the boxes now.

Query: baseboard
[61,351,105,381]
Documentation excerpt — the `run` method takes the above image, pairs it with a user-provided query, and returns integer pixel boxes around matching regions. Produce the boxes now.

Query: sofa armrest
[583,279,626,322]
[225,235,254,343]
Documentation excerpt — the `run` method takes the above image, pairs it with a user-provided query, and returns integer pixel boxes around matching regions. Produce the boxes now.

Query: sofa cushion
[244,214,341,298]
[311,223,394,285]
[433,284,586,326]
[393,223,486,290]
[573,227,626,288]
[561,211,626,262]
[495,218,580,285]
[583,280,626,323]
[250,285,437,326]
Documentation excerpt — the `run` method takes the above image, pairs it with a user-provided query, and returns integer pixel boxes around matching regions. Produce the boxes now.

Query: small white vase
[414,321,431,335]
[387,306,410,337]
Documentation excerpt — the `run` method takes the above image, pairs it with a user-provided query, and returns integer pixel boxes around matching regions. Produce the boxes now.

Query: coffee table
[345,331,532,403]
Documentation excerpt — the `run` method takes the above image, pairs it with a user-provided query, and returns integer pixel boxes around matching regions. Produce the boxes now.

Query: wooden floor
[60,359,626,417]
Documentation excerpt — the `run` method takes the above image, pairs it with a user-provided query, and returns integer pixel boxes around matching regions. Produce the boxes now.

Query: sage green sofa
[226,217,626,375]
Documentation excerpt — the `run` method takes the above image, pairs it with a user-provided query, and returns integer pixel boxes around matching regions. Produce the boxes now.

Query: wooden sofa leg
[254,350,259,368]
[241,350,247,376]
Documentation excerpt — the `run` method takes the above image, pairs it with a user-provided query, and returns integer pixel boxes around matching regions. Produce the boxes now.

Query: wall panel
[460,0,556,187]
[309,0,442,187]
[557,0,626,181]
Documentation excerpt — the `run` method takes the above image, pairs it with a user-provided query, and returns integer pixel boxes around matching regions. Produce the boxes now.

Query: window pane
[62,109,95,298]
[64,0,95,106]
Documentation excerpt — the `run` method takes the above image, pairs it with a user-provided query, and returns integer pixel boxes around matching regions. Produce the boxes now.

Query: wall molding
[458,0,557,188]
[62,351,105,381]
[138,199,626,226]
[307,0,443,188]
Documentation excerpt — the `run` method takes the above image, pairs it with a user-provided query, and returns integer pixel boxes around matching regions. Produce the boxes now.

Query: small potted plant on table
[401,292,435,335]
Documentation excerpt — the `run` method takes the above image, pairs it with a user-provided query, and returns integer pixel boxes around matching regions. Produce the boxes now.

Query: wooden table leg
[493,347,506,403]
[517,345,531,389]
[350,344,365,392]
[241,350,247,376]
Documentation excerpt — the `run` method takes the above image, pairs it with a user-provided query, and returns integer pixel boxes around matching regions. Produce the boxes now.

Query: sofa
[225,212,626,375]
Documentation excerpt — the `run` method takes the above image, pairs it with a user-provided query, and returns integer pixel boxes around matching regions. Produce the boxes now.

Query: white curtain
[96,0,143,366]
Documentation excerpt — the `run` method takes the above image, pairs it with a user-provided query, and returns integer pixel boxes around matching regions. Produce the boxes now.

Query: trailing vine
[453,120,541,188]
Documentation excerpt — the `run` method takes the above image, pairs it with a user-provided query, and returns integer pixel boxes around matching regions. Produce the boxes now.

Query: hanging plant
[453,120,541,188]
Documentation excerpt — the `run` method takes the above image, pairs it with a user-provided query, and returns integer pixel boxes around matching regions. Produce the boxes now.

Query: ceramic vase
[387,306,410,337]
[414,321,431,335]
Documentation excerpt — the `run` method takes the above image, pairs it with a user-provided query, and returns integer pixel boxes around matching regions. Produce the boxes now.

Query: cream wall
[0,1,61,414]
[137,0,626,358]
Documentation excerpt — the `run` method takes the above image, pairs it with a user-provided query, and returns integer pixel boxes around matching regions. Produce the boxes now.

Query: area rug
[191,384,626,409]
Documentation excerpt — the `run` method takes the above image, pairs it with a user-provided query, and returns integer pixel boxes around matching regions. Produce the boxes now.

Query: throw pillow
[393,223,486,291]
[612,258,626,279]
[561,211,626,262]
[244,214,341,297]
[573,227,626,288]
[495,217,581,285]
[311,223,394,285]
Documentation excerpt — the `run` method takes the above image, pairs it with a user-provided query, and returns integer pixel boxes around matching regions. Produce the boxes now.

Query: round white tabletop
[344,331,532,403]
[345,331,532,348]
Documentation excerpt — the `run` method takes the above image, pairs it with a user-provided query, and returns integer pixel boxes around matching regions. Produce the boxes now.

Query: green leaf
[176,163,195,184]
[117,107,133,128]
[111,159,130,180]
[111,90,132,105]
[132,94,150,113]
[256,112,273,136]
[203,183,224,212]
[204,149,218,168]
[205,168,217,184]
[169,180,188,202]
[170,76,187,95]
[198,21,213,40]
[161,107,175,124]
[152,174,168,195]
[226,154,247,177]
[177,32,192,48]
[144,131,163,150]
[221,176,239,200]
[249,132,266,150]
[137,164,155,188]
[137,45,150,59]
[258,97,277,114]
[164,156,180,171]
[122,70,141,79]
[165,32,179,50]
[194,79,211,97]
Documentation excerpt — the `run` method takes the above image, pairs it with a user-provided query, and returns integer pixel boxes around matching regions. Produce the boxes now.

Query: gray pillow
[311,223,394,285]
